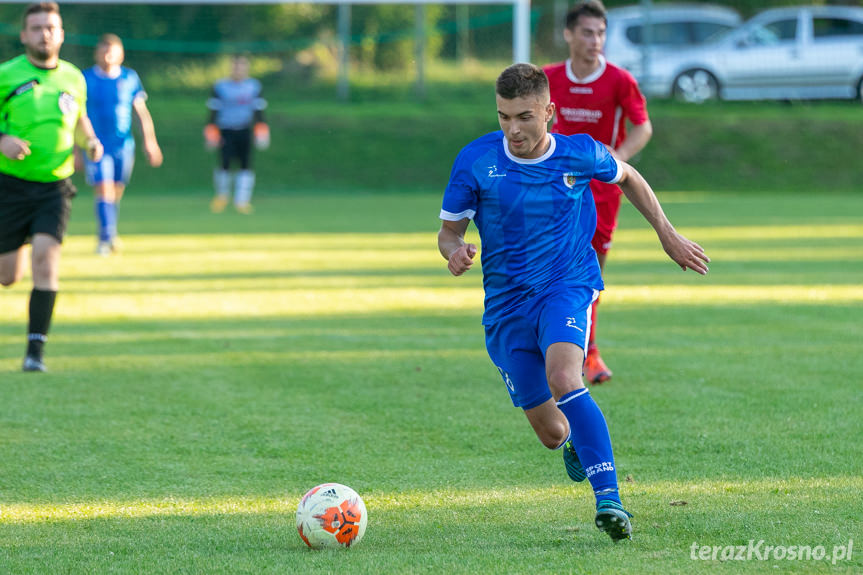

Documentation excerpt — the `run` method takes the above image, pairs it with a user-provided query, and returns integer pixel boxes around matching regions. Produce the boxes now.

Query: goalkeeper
[205,54,269,214]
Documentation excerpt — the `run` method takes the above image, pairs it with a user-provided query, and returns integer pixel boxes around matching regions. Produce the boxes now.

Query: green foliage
[0,3,447,74]
[4,0,863,79]
[352,5,446,71]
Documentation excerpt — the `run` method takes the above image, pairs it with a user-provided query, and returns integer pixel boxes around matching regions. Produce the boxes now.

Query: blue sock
[108,201,118,240]
[95,200,116,243]
[556,388,621,507]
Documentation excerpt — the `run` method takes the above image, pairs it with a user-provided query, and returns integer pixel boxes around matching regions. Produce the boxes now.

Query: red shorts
[591,191,621,255]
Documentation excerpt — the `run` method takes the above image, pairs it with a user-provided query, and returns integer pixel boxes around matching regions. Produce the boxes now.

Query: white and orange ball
[296,483,368,549]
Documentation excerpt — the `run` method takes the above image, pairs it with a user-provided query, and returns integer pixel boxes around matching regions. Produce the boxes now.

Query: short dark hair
[23,2,60,28]
[565,0,607,31]
[98,33,123,48]
[496,63,549,100]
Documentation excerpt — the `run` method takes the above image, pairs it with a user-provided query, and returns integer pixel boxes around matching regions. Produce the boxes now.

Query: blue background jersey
[207,78,265,130]
[83,66,145,152]
[440,131,622,324]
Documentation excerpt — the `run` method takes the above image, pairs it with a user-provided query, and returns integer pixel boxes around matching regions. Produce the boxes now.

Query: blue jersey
[207,78,265,130]
[83,66,145,152]
[440,131,622,325]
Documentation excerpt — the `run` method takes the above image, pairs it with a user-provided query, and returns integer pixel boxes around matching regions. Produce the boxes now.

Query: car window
[692,22,735,43]
[745,18,797,46]
[625,21,697,46]
[812,17,863,39]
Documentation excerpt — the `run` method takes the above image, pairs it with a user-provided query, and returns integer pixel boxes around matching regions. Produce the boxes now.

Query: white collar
[502,133,557,164]
[93,66,122,80]
[565,55,606,84]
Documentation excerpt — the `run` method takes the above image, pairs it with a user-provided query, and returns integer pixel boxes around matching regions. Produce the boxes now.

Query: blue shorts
[85,140,135,185]
[484,285,599,410]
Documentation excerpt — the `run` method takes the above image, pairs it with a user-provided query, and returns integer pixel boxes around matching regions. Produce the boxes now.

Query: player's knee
[0,269,21,287]
[537,421,569,450]
[546,365,584,397]
[30,258,58,287]
[538,432,567,450]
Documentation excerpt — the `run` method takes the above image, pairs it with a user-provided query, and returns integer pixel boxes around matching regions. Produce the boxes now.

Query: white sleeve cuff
[604,160,623,185]
[440,208,475,221]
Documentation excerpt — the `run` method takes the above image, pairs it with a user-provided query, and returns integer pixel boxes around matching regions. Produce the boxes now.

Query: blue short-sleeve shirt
[84,66,145,153]
[440,131,621,324]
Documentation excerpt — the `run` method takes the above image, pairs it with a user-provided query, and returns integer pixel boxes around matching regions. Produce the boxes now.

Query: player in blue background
[83,34,162,255]
[438,63,709,541]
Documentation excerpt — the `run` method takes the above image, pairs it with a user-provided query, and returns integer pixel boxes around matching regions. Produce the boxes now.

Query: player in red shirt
[543,0,653,384]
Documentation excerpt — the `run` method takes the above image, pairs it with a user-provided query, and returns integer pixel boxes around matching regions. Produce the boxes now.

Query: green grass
[1,189,861,573]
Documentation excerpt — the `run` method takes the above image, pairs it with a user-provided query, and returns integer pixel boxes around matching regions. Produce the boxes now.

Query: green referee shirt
[0,54,87,182]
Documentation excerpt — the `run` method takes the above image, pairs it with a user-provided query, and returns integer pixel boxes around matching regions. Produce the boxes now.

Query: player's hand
[254,122,270,150]
[447,243,477,276]
[146,143,163,168]
[204,124,221,150]
[0,134,31,161]
[86,137,103,162]
[660,231,710,275]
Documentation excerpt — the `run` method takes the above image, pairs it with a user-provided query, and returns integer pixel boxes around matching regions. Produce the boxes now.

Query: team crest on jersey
[58,92,76,115]
[562,172,578,188]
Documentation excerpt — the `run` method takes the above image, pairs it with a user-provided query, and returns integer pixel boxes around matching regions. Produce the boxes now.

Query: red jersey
[544,56,648,201]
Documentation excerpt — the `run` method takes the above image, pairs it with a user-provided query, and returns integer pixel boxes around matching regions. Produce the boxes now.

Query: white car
[637,5,863,103]
[605,3,742,72]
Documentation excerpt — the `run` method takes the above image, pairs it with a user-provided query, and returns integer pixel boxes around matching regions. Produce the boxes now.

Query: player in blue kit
[438,63,709,541]
[83,34,162,255]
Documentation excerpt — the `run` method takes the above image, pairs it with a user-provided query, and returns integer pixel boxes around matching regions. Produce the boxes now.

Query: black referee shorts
[219,128,253,171]
[0,172,77,254]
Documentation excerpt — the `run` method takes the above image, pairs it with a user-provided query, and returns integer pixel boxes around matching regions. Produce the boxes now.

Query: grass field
[1,187,861,574]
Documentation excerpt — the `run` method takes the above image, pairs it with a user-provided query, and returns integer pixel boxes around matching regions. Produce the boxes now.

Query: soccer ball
[296,483,368,549]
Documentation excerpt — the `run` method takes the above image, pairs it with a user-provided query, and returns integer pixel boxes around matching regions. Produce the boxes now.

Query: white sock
[234,170,255,206]
[214,169,231,199]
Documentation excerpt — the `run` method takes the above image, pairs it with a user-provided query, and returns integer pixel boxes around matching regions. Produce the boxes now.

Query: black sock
[27,288,57,359]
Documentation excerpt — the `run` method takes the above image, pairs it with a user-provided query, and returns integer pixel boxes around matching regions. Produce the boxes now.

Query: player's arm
[204,87,222,149]
[253,87,269,150]
[613,119,653,163]
[73,146,85,173]
[75,114,103,162]
[132,97,163,167]
[616,162,709,275]
[438,218,477,276]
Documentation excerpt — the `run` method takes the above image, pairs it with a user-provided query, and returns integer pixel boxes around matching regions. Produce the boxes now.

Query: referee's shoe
[22,355,47,372]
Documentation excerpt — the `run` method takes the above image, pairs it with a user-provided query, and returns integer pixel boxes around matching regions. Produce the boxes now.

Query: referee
[0,2,103,372]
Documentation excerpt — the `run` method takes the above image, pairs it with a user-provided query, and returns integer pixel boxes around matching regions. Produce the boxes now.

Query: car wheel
[673,69,719,103]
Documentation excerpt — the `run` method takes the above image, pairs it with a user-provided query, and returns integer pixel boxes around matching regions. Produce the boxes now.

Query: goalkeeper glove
[204,124,221,149]
[254,122,270,150]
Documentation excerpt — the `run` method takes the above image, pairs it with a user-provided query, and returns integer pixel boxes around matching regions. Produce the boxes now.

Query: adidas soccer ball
[296,483,368,549]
